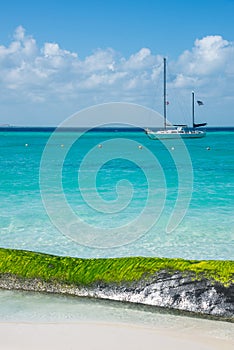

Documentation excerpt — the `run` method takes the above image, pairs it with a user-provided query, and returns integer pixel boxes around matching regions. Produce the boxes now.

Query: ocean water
[0,128,233,260]
[0,128,234,329]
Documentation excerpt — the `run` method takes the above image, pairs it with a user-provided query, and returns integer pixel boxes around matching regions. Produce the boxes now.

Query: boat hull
[145,130,206,140]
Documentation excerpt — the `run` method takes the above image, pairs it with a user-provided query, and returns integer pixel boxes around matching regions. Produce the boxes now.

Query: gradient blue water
[0,129,233,260]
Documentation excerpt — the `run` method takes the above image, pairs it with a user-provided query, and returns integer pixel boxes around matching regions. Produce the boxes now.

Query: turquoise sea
[0,128,233,329]
[0,128,233,260]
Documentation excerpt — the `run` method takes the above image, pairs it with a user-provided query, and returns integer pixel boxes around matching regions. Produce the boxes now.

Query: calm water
[0,128,234,327]
[0,129,233,260]
[0,289,234,342]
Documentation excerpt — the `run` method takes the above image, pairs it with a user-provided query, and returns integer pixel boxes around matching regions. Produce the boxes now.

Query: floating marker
[98,144,102,148]
[61,144,64,148]
[25,143,28,147]
[206,146,210,151]
[171,146,175,150]
[138,145,143,150]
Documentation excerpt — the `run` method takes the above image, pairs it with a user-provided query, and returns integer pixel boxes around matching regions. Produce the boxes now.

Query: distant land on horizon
[0,125,234,132]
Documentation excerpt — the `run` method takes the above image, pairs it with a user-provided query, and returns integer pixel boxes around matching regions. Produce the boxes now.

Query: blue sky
[0,0,234,126]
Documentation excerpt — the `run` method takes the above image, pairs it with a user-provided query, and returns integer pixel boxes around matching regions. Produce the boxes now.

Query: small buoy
[171,146,175,151]
[206,146,210,151]
[138,145,143,150]
[98,144,102,148]
[25,143,28,147]
[61,144,64,148]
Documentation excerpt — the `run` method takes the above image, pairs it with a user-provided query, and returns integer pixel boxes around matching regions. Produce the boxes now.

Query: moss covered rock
[0,248,233,320]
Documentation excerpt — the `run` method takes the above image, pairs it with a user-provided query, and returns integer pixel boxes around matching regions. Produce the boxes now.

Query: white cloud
[80,48,116,73]
[43,42,77,59]
[2,25,38,63]
[13,25,26,41]
[172,74,198,88]
[171,35,234,116]
[176,35,231,76]
[122,48,155,70]
[0,27,234,125]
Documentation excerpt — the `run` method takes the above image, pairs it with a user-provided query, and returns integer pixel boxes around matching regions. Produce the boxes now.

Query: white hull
[145,128,206,140]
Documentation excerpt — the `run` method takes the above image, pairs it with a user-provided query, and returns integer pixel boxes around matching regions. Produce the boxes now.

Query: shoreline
[0,321,234,350]
[1,288,234,350]
[1,273,233,321]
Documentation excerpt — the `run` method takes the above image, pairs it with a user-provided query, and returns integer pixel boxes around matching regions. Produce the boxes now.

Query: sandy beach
[1,289,234,350]
[0,321,234,350]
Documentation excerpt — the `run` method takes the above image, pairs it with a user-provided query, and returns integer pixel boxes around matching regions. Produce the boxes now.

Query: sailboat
[145,58,207,139]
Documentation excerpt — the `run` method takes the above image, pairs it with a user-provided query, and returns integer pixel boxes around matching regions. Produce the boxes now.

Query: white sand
[1,290,233,349]
[0,322,233,350]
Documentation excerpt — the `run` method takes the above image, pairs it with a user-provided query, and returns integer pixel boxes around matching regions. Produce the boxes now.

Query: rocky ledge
[0,270,233,321]
[0,248,233,321]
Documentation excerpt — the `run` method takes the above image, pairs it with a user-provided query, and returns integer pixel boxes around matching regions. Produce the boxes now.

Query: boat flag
[197,100,204,106]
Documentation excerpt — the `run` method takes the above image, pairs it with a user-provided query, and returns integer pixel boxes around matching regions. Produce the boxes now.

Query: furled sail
[193,122,207,128]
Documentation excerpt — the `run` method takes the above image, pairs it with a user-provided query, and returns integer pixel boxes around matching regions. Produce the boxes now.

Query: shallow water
[0,289,233,342]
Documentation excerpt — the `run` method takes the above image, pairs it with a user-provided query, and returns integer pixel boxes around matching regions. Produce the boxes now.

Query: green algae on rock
[0,248,233,320]
[0,248,233,287]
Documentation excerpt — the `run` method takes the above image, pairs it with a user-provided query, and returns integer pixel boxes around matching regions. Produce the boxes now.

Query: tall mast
[163,57,167,130]
[192,91,195,128]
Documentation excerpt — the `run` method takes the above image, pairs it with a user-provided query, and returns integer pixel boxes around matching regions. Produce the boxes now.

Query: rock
[0,270,233,321]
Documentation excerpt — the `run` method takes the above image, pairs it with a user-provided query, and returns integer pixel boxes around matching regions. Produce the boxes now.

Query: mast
[192,92,207,128]
[192,91,195,128]
[163,57,167,130]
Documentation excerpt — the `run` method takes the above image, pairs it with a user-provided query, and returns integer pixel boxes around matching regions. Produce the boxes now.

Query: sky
[0,0,234,126]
